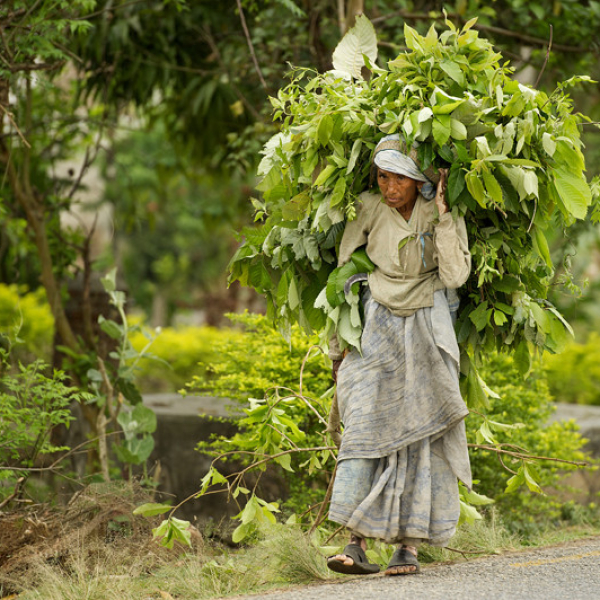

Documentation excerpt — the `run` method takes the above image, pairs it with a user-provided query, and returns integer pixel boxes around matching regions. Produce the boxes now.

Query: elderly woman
[326,134,472,576]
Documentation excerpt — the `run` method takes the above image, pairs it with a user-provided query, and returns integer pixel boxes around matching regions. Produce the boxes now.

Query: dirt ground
[0,482,202,595]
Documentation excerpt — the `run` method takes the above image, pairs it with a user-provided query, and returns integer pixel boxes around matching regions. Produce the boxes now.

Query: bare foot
[384,545,419,576]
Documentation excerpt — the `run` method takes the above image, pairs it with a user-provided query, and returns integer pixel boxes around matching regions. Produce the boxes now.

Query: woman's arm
[432,170,472,288]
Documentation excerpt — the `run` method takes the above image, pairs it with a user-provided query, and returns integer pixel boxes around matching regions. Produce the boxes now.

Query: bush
[127,324,243,393]
[543,333,600,405]
[187,312,334,517]
[0,353,86,505]
[0,284,54,363]
[469,352,587,532]
[188,312,588,531]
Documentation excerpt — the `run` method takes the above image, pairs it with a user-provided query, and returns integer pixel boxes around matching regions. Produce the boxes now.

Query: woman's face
[377,168,422,212]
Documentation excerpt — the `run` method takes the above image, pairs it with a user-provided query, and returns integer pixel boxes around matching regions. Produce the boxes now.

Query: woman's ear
[416,181,424,191]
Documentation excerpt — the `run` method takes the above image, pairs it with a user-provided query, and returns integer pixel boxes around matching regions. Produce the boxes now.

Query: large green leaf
[553,168,592,220]
[331,14,378,79]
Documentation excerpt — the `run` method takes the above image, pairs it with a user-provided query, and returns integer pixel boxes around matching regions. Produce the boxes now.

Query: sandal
[384,546,420,576]
[327,543,381,575]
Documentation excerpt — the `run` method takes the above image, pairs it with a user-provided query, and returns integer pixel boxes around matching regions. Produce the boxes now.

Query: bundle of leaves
[229,16,600,405]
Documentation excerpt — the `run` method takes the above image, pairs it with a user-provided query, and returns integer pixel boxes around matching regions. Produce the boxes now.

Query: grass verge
[10,503,600,600]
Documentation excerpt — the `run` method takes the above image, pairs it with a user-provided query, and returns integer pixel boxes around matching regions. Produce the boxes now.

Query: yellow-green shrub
[0,284,54,361]
[129,324,244,393]
[544,333,600,405]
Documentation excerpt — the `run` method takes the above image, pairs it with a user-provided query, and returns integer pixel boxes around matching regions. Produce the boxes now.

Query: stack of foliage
[229,16,600,406]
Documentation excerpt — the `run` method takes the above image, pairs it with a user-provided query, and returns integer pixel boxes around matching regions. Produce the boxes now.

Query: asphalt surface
[236,536,600,600]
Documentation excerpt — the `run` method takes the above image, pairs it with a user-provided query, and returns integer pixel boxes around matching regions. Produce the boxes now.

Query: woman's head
[377,168,422,211]
[373,134,436,201]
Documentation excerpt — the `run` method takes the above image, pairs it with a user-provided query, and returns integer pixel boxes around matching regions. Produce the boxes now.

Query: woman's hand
[435,168,449,216]
[332,359,343,383]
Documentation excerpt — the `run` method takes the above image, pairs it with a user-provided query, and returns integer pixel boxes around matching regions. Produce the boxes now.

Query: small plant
[0,350,87,507]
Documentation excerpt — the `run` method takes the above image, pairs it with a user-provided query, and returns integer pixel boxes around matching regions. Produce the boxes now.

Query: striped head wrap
[373,134,438,200]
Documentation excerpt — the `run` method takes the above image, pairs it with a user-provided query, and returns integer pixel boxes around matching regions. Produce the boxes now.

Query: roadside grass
[13,504,600,600]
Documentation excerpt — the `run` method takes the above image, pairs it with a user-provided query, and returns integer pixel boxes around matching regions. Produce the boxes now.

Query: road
[236,536,600,600]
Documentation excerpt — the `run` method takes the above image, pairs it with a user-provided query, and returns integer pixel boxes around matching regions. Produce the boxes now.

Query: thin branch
[0,103,30,148]
[0,477,25,510]
[325,524,345,545]
[235,0,267,90]
[468,444,589,467]
[5,61,65,73]
[534,25,553,89]
[309,462,337,534]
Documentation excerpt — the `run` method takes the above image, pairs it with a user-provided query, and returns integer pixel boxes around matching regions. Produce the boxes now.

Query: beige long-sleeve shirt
[329,191,471,359]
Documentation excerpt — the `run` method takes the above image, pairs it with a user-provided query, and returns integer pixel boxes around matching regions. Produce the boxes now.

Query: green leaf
[332,14,378,78]
[439,60,465,86]
[505,468,525,494]
[466,171,486,207]
[282,192,311,221]
[450,118,467,140]
[553,168,592,220]
[330,176,347,207]
[459,500,483,525]
[482,171,503,205]
[531,226,552,268]
[317,115,334,146]
[469,302,491,331]
[274,452,294,472]
[98,316,123,341]
[231,521,253,544]
[447,165,465,203]
[133,502,172,517]
[313,164,336,187]
[514,340,531,377]
[432,115,452,146]
[350,247,375,273]
[346,139,363,174]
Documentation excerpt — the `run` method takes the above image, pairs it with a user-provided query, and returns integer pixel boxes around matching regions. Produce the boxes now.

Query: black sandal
[327,543,381,575]
[384,546,420,576]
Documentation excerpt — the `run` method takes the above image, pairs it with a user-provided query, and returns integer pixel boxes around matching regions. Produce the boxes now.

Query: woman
[326,134,472,576]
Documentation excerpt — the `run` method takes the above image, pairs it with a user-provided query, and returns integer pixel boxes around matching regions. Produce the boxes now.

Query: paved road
[237,536,600,600]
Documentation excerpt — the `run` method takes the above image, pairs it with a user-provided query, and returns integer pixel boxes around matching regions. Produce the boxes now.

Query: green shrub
[187,312,334,517]
[188,312,588,532]
[543,333,600,405]
[0,352,87,505]
[0,284,54,362]
[129,324,243,393]
[469,352,587,532]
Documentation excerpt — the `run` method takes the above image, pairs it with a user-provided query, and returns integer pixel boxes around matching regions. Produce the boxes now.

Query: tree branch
[235,0,267,90]
[534,25,553,88]
[468,443,589,467]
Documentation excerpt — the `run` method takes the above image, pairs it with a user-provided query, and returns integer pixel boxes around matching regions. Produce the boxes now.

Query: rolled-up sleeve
[433,213,471,288]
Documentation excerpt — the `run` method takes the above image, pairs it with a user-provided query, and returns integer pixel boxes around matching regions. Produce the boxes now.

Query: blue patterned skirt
[328,290,470,545]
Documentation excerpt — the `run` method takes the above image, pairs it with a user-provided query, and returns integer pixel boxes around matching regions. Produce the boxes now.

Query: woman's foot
[384,545,420,576]
[327,536,380,575]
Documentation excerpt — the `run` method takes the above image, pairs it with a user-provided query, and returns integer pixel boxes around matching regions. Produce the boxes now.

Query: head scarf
[373,134,437,200]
